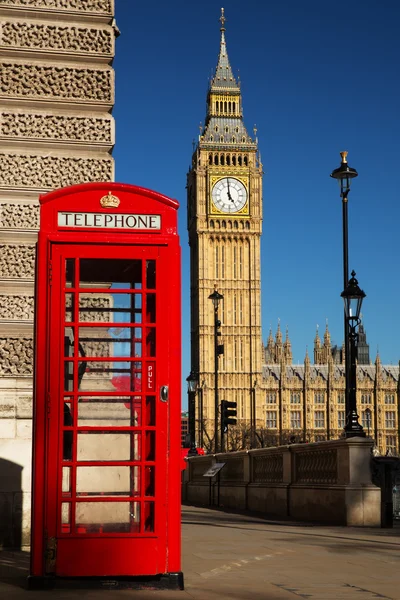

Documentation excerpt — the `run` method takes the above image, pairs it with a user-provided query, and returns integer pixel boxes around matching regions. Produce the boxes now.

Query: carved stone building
[263,323,399,456]
[188,11,399,458]
[0,0,116,547]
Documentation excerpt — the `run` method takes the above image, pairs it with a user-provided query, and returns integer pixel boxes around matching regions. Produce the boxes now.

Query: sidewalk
[1,505,400,599]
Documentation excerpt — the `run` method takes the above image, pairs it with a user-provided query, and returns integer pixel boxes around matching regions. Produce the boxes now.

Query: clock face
[211,177,248,213]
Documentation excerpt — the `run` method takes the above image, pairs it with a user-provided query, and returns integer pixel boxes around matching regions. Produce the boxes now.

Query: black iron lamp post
[186,370,198,455]
[341,271,366,437]
[209,286,224,454]
[331,151,359,427]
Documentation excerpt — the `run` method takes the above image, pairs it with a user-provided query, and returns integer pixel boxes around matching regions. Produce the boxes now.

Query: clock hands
[226,178,234,203]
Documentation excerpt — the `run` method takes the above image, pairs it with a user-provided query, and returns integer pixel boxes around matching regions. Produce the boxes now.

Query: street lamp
[186,370,198,455]
[209,286,224,453]
[341,271,366,437]
[331,151,358,414]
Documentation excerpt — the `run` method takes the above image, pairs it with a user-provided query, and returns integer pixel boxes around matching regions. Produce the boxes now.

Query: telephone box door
[45,243,171,577]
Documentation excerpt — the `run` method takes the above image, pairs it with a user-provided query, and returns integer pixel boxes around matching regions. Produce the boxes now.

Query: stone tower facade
[187,10,264,446]
[0,0,116,548]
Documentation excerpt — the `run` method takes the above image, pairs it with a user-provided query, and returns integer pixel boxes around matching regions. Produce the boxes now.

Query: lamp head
[330,151,358,198]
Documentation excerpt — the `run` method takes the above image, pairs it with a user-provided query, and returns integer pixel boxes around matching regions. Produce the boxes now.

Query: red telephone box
[30,183,182,589]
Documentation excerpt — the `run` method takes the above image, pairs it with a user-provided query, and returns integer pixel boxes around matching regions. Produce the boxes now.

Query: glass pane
[65,259,75,288]
[146,260,156,289]
[146,294,156,323]
[62,467,71,494]
[79,259,142,289]
[146,328,156,357]
[75,502,135,533]
[64,403,73,426]
[78,361,141,393]
[145,431,155,461]
[61,503,71,533]
[78,293,113,323]
[77,432,141,461]
[144,502,155,532]
[64,328,75,356]
[76,466,140,496]
[63,430,73,461]
[77,397,140,427]
[145,396,155,426]
[65,294,74,322]
[145,466,155,496]
[64,362,74,392]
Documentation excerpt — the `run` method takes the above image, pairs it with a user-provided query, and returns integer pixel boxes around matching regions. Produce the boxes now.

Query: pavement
[1,505,400,599]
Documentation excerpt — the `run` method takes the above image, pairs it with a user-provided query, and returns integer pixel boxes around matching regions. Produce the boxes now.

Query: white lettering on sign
[58,212,161,230]
[147,362,155,391]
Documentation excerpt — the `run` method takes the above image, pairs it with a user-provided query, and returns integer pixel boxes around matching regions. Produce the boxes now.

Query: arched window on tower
[220,154,225,165]
[220,135,224,143]
[214,154,218,165]
[209,154,212,165]
[226,155,230,166]
[224,101,227,112]
[232,155,236,165]
[244,156,248,166]
[232,136,236,143]
[233,102,236,113]
[238,156,242,166]
[216,101,219,113]
[228,101,231,112]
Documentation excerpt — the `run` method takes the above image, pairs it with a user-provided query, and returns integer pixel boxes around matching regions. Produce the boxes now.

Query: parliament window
[266,393,276,404]
[361,394,371,404]
[290,392,301,404]
[385,411,396,428]
[337,393,345,404]
[385,393,395,404]
[290,411,301,429]
[314,392,325,404]
[386,436,397,454]
[314,411,325,428]
[266,411,277,428]
[338,411,346,428]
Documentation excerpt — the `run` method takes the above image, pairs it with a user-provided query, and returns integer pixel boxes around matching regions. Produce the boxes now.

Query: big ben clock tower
[187,9,264,448]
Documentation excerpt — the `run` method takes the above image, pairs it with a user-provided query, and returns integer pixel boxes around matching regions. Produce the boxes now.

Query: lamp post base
[344,410,366,438]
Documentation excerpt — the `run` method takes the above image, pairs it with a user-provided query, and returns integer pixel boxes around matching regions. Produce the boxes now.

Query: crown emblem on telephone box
[100,191,120,208]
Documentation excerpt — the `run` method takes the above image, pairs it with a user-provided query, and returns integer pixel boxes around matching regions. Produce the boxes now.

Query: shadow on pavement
[0,551,29,590]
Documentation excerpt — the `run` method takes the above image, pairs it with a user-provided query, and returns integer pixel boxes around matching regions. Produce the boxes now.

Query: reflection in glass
[63,430,73,461]
[145,431,155,461]
[146,294,156,323]
[146,328,156,357]
[79,259,142,289]
[78,361,141,393]
[61,503,71,533]
[77,397,138,427]
[146,260,156,289]
[65,259,75,288]
[65,293,74,322]
[145,396,155,426]
[62,467,71,494]
[144,502,155,532]
[76,466,140,497]
[145,466,155,497]
[75,502,134,533]
[77,432,141,461]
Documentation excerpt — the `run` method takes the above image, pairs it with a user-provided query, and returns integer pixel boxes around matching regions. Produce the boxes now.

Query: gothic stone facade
[0,0,116,548]
[262,325,399,456]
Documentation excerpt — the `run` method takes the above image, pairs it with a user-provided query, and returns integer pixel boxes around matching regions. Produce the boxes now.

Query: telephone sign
[30,183,182,589]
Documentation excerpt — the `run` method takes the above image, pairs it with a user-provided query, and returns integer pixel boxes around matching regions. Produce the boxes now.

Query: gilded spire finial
[220,7,226,30]
[340,150,348,164]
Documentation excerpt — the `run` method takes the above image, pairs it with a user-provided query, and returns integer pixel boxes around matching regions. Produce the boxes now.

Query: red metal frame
[31,183,181,581]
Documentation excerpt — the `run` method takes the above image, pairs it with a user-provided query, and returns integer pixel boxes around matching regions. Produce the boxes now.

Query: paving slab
[1,505,399,599]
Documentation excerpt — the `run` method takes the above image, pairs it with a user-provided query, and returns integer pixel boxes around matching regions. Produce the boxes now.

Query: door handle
[160,385,169,402]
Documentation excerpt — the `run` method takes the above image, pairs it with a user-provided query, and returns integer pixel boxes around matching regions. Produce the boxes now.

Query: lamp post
[330,152,358,426]
[209,286,224,454]
[186,370,198,455]
[341,271,366,437]
[365,407,372,438]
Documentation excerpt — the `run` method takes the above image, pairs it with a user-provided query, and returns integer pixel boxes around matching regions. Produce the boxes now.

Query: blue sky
[113,0,400,407]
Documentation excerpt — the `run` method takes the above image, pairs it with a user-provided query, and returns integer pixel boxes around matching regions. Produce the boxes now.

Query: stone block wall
[0,0,116,548]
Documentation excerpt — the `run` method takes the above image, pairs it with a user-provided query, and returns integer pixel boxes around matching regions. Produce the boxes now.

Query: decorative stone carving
[1,22,113,55]
[0,337,33,376]
[0,63,113,103]
[0,295,34,320]
[0,203,39,229]
[0,112,113,143]
[1,0,112,13]
[0,153,113,189]
[0,244,35,278]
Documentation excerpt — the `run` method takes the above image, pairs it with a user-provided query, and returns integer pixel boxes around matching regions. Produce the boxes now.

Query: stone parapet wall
[1,0,113,16]
[183,438,381,527]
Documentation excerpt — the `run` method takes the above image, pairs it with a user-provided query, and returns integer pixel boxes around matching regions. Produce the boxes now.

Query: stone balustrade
[183,437,381,526]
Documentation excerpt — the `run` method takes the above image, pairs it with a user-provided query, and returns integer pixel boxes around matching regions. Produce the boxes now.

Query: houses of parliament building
[187,10,399,456]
